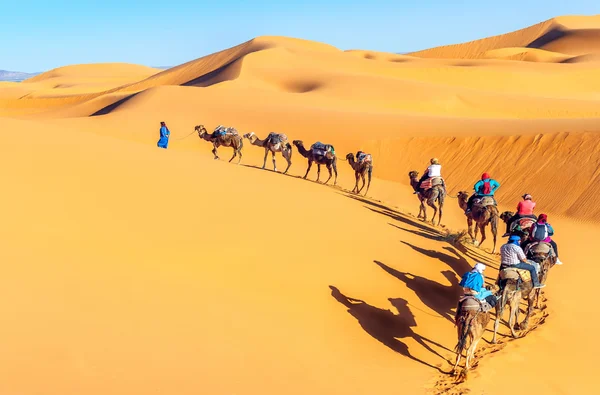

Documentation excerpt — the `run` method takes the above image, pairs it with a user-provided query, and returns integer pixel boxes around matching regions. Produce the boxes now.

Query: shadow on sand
[329,286,449,372]
[374,260,461,323]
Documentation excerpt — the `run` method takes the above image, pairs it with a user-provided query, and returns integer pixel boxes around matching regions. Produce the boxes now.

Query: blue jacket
[460,270,483,292]
[474,178,500,196]
[160,126,170,138]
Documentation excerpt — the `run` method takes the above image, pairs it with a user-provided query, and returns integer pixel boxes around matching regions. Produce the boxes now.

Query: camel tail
[286,142,292,151]
[455,311,475,354]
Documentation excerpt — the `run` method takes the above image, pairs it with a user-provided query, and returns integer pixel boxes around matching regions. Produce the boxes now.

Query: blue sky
[1,0,598,71]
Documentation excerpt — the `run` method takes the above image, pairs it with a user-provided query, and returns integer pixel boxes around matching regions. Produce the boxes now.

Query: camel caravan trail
[1,13,600,395]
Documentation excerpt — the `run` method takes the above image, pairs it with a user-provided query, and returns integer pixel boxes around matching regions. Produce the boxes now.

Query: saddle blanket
[357,153,372,164]
[420,177,443,190]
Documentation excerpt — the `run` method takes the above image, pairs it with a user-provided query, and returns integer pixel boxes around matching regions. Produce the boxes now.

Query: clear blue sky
[1,0,598,72]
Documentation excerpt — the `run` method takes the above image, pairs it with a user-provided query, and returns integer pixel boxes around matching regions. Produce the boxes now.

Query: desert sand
[1,14,599,395]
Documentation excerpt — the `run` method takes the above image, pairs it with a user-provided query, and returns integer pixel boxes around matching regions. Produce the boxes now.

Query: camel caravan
[186,123,564,379]
[410,158,564,376]
[193,124,373,193]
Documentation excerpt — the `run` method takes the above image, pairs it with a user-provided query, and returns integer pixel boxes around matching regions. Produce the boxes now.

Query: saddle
[510,217,536,233]
[311,142,335,159]
[266,132,286,145]
[420,176,444,191]
[357,153,372,164]
[212,127,238,138]
[498,266,532,283]
[457,295,492,314]
[524,241,555,259]
[473,196,496,208]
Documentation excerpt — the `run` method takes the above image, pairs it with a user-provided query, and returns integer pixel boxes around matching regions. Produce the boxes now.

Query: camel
[453,297,491,374]
[194,124,244,164]
[292,140,338,185]
[492,242,556,343]
[345,153,373,196]
[243,132,292,174]
[457,191,499,254]
[408,171,445,226]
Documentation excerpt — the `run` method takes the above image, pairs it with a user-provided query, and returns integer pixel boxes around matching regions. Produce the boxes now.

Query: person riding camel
[522,213,563,265]
[459,263,497,308]
[503,194,537,237]
[465,172,500,215]
[499,235,545,289]
[414,158,443,194]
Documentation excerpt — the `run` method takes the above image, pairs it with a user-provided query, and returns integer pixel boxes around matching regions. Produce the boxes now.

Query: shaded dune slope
[409,15,600,62]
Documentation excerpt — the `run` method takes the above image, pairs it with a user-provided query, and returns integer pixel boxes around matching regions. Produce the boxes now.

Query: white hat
[474,263,486,273]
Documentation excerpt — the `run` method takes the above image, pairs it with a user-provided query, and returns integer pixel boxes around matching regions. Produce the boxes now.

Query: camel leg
[427,199,437,225]
[467,217,475,241]
[323,163,333,184]
[316,164,322,182]
[520,295,535,331]
[228,146,237,163]
[262,148,268,169]
[466,337,481,370]
[212,145,219,160]
[490,214,498,254]
[283,149,292,174]
[492,289,506,344]
[479,224,487,247]
[473,223,480,245]
[357,172,366,194]
[271,151,277,172]
[237,146,242,164]
[352,172,359,193]
[509,295,520,338]
[303,160,313,179]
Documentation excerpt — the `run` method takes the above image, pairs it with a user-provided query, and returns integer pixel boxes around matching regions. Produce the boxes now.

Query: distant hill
[0,70,41,82]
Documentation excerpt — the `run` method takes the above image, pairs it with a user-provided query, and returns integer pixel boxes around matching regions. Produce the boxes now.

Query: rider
[459,263,497,307]
[522,213,563,265]
[499,235,546,289]
[465,172,500,215]
[414,158,443,194]
[503,194,537,237]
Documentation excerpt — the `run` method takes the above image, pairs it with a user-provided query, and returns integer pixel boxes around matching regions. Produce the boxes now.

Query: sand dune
[1,14,599,394]
[409,15,600,62]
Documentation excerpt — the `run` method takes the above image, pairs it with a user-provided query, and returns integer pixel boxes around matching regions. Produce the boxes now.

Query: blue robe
[157,126,170,149]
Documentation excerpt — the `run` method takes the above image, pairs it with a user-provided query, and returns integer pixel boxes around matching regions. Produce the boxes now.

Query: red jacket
[517,200,535,215]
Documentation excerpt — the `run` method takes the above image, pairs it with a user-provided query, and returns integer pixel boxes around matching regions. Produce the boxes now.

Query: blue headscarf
[508,235,521,245]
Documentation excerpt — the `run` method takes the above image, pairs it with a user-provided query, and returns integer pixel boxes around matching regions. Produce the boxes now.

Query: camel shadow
[329,286,447,372]
[240,163,346,190]
[374,260,461,323]
[343,194,438,235]
[388,223,443,241]
[399,241,472,276]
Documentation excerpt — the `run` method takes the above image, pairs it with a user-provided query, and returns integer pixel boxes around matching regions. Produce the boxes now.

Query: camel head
[408,170,419,180]
[500,211,514,223]
[292,140,303,147]
[346,153,355,161]
[457,191,469,202]
[242,132,255,140]
[194,125,207,136]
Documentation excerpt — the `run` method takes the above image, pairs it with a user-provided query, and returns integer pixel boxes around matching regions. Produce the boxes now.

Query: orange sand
[1,14,599,394]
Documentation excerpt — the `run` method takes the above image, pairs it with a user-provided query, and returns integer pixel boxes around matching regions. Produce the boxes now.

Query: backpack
[531,223,549,241]
[481,179,492,195]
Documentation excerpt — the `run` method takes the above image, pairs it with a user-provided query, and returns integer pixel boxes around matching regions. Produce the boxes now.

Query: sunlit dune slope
[409,15,600,62]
